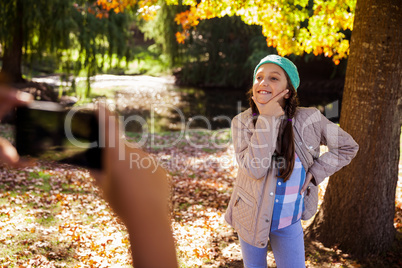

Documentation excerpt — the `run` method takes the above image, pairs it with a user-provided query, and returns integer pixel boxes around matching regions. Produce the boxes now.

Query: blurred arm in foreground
[91,103,178,268]
[0,89,177,267]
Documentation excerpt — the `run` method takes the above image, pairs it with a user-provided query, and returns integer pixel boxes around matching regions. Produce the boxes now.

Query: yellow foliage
[94,0,158,20]
[175,32,187,44]
[89,0,356,63]
[163,0,356,63]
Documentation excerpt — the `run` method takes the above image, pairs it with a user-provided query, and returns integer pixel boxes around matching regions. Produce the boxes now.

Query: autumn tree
[144,0,354,88]
[306,0,401,257]
[168,0,355,64]
[160,0,402,257]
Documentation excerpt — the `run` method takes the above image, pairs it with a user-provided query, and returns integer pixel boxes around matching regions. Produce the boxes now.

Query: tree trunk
[307,0,402,258]
[0,0,24,83]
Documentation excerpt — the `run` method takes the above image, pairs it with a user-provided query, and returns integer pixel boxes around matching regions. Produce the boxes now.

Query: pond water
[33,74,340,133]
[33,74,250,132]
[115,78,251,132]
[113,82,249,132]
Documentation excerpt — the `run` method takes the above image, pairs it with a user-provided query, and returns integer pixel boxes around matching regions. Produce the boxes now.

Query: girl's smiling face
[253,63,289,107]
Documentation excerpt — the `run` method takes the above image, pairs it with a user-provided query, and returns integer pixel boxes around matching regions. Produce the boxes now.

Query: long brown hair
[248,71,299,182]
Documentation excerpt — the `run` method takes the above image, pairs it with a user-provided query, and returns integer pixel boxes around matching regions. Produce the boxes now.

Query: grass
[0,202,75,265]
[19,43,173,106]
[0,162,131,266]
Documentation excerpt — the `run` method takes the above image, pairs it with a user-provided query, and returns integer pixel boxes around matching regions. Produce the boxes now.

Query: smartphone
[15,101,102,169]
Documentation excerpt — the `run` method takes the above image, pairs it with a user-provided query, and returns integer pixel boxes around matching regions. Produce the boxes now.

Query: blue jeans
[239,221,305,268]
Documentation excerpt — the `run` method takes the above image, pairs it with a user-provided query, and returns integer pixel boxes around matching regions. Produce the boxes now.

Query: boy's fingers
[0,137,36,168]
[0,89,32,105]
[15,91,33,105]
[0,90,32,119]
[0,137,19,164]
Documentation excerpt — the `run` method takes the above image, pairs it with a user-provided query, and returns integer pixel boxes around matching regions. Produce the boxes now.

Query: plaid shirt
[270,153,306,231]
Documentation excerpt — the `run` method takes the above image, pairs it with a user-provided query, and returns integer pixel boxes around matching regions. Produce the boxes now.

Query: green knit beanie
[253,55,300,91]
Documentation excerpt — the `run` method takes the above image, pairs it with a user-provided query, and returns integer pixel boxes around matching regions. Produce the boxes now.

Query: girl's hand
[252,89,288,117]
[300,172,314,195]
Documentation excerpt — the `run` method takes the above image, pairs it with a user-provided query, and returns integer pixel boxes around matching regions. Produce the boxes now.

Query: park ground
[0,122,401,267]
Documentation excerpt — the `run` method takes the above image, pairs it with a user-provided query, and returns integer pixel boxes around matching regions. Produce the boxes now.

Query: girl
[225,55,359,268]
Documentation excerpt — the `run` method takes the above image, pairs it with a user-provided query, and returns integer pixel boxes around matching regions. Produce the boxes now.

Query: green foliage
[139,0,185,67]
[177,15,273,88]
[140,0,352,88]
[167,0,356,63]
[127,43,173,76]
[0,0,133,97]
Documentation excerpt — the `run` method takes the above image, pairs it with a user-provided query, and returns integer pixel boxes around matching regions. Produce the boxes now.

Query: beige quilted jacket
[225,107,359,248]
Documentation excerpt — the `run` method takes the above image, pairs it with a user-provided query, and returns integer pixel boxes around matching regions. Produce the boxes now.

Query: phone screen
[15,101,102,169]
